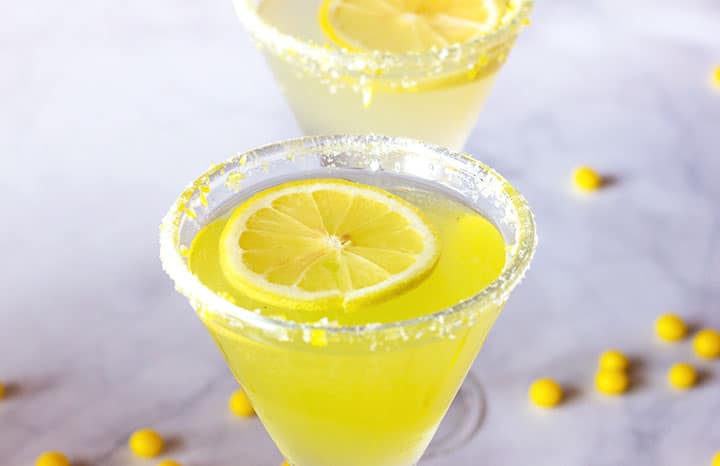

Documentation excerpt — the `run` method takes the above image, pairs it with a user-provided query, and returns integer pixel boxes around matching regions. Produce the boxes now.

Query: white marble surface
[2,0,720,465]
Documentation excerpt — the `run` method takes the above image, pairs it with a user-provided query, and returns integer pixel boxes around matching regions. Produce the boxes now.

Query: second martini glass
[231,0,534,150]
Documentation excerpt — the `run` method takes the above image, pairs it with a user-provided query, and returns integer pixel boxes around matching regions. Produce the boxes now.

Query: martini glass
[231,0,534,150]
[160,135,536,466]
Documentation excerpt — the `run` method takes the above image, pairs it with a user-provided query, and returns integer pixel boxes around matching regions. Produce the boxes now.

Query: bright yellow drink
[159,136,536,466]
[190,183,505,325]
[190,178,505,466]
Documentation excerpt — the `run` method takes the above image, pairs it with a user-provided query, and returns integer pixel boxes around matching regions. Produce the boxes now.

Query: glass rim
[233,0,534,76]
[159,134,537,336]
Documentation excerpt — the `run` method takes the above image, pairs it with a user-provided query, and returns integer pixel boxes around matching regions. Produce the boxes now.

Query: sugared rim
[159,134,537,335]
[232,0,534,78]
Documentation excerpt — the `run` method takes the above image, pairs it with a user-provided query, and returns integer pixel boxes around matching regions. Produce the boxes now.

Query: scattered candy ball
[529,378,563,408]
[655,313,687,342]
[229,389,255,417]
[598,350,629,371]
[693,328,720,359]
[668,363,698,390]
[595,370,629,395]
[157,461,182,466]
[35,452,70,466]
[129,428,164,458]
[712,65,720,89]
[573,166,603,191]
[712,451,720,466]
[281,461,290,466]
[0,382,5,399]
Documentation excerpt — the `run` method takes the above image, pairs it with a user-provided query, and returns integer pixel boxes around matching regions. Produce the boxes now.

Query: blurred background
[1,0,719,465]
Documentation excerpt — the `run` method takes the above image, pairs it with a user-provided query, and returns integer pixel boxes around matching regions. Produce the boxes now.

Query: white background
[2,0,720,465]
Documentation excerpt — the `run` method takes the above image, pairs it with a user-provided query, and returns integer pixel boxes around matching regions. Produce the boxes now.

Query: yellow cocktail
[160,135,536,466]
[232,0,534,149]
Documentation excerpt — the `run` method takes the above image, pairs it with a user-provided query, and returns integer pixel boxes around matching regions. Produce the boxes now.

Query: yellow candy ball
[0,382,5,399]
[281,461,291,466]
[35,452,70,466]
[693,328,720,359]
[229,390,255,417]
[712,451,720,466]
[129,428,164,458]
[712,65,720,89]
[668,363,697,389]
[529,378,563,408]
[573,166,603,191]
[598,350,629,371]
[655,313,687,342]
[595,370,629,395]
[157,461,182,466]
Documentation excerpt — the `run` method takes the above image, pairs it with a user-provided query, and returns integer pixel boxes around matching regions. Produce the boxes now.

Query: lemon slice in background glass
[318,0,506,53]
[220,179,440,311]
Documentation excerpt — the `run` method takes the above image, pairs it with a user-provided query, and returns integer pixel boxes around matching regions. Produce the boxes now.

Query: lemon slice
[220,179,439,311]
[318,0,506,53]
